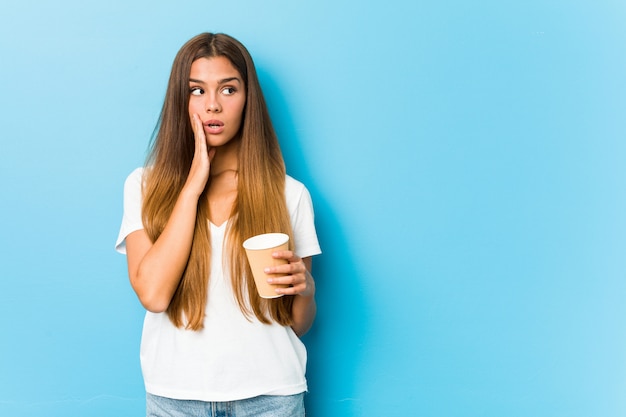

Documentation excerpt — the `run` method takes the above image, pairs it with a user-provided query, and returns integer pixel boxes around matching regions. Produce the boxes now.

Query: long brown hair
[142,33,294,330]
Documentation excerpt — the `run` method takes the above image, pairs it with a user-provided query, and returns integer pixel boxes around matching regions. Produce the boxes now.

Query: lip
[203,119,225,134]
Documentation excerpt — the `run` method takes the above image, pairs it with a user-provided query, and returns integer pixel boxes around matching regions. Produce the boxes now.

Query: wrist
[297,270,316,299]
[179,184,203,201]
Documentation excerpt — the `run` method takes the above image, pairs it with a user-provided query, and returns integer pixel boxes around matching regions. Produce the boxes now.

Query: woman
[115,32,321,416]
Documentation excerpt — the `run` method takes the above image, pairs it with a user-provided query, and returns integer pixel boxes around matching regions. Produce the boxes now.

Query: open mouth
[204,120,224,128]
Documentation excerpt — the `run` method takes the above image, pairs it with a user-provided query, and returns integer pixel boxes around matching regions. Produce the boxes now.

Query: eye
[222,87,237,96]
[190,86,204,96]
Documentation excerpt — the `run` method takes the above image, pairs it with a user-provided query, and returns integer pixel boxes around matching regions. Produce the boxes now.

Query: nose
[206,94,221,113]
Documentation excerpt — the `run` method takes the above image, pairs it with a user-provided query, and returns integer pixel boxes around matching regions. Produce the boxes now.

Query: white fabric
[115,167,322,401]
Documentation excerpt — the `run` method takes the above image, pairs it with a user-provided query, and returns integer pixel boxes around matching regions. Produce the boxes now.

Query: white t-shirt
[115,168,322,401]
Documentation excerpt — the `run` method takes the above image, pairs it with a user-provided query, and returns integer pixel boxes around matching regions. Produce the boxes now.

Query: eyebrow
[189,77,242,85]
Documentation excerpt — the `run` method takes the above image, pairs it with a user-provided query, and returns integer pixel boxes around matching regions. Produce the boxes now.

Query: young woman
[115,33,321,416]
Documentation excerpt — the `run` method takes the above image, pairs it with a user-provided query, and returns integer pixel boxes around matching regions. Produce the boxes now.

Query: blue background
[1,0,625,416]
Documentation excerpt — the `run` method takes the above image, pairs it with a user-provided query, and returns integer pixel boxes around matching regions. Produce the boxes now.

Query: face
[188,56,246,148]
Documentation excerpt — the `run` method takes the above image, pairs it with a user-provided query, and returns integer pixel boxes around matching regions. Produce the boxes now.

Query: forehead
[189,56,242,82]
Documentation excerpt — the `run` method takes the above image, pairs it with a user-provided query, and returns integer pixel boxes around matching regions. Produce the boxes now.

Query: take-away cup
[243,233,290,298]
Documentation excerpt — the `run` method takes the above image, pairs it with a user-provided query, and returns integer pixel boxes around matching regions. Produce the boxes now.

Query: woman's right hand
[184,113,216,197]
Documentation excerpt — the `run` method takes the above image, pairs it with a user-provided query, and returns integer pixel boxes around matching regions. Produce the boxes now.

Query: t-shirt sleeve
[115,168,145,254]
[286,177,322,259]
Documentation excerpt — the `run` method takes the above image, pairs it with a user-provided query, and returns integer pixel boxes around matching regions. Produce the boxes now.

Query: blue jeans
[146,392,305,417]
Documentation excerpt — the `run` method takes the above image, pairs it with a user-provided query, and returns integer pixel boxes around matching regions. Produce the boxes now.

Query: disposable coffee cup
[243,233,290,299]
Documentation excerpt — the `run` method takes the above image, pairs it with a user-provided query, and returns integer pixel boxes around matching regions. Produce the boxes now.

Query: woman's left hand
[265,252,314,297]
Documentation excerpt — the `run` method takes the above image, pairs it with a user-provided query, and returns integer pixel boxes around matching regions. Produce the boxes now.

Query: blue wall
[1,1,625,416]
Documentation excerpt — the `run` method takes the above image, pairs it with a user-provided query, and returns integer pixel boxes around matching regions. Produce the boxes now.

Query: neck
[210,138,239,177]
[206,138,239,226]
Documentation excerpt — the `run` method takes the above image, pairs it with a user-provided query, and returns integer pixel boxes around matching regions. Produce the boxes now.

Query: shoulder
[122,167,146,199]
[123,167,146,189]
[285,175,313,206]
[125,167,145,184]
[285,174,306,198]
[284,175,315,215]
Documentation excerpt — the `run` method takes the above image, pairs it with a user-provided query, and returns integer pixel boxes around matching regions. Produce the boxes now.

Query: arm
[126,114,213,312]
[266,255,317,337]
[126,189,202,312]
